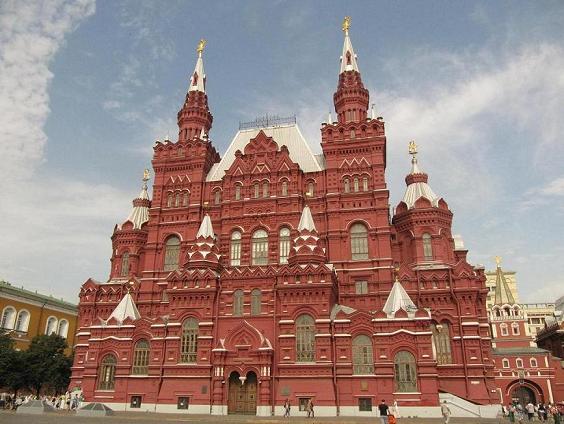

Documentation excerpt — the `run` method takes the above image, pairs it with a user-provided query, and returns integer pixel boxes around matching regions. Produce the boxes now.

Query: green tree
[25,334,70,396]
[0,331,26,396]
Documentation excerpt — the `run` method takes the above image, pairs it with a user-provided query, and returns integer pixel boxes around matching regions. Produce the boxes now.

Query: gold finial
[342,16,351,33]
[408,140,418,156]
[196,38,207,54]
[495,256,502,268]
[143,169,150,182]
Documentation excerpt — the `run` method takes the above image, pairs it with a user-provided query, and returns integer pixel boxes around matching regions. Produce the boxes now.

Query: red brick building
[70,22,501,417]
[489,260,564,406]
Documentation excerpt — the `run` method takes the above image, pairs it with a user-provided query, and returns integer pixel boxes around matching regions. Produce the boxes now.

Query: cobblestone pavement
[0,410,508,424]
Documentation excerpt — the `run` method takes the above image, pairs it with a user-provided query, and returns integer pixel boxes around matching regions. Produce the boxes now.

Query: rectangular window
[230,240,241,266]
[501,326,508,336]
[254,183,260,198]
[130,396,142,408]
[298,398,311,412]
[235,185,241,200]
[177,397,189,410]
[358,398,372,411]
[355,280,368,295]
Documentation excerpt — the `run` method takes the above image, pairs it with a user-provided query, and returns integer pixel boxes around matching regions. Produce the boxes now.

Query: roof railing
[239,114,296,130]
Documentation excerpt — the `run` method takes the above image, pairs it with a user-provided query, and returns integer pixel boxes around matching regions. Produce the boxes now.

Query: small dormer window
[346,51,352,66]
[192,72,198,86]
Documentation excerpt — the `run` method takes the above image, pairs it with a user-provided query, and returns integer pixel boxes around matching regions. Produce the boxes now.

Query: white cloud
[0,1,108,302]
[540,176,564,196]
[0,0,96,180]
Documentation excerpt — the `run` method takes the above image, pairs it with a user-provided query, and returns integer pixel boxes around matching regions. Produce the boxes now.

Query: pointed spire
[493,257,516,305]
[189,39,206,93]
[196,214,215,239]
[402,141,440,209]
[107,291,140,324]
[370,104,376,120]
[327,111,333,124]
[382,277,417,316]
[298,205,317,232]
[124,170,151,229]
[340,16,359,73]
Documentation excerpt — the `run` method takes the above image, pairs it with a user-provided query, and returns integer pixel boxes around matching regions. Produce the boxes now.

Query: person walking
[526,402,536,421]
[441,400,452,424]
[283,398,290,418]
[509,404,517,423]
[306,398,314,418]
[378,399,390,424]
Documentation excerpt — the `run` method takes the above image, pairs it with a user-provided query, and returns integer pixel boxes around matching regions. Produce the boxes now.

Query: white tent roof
[206,123,323,181]
[298,205,317,232]
[125,182,150,229]
[196,214,215,238]
[107,292,140,324]
[382,281,417,316]
[340,28,359,73]
[189,50,206,93]
[402,157,440,209]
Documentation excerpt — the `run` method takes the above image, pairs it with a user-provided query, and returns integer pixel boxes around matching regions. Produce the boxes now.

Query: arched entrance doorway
[227,371,257,415]
[511,385,536,406]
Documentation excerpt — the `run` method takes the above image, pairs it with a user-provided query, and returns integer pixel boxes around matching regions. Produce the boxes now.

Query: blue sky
[1,0,563,304]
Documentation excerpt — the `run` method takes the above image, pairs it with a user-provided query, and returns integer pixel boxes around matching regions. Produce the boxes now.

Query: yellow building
[485,267,555,337]
[0,280,77,354]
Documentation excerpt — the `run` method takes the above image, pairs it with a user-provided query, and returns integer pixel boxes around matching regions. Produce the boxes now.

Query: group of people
[504,401,563,423]
[0,391,83,411]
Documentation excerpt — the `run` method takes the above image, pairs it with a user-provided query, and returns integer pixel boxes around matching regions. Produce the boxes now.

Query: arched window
[262,181,269,198]
[230,231,242,266]
[132,340,150,374]
[233,290,244,316]
[166,193,172,208]
[362,176,369,191]
[500,324,509,336]
[57,319,69,338]
[45,316,58,335]
[296,314,315,362]
[183,191,190,207]
[214,190,221,205]
[512,323,520,335]
[279,227,291,264]
[163,236,180,271]
[97,354,117,390]
[502,358,510,368]
[422,233,433,260]
[281,180,288,196]
[516,358,523,368]
[354,177,359,192]
[251,289,261,315]
[235,184,242,201]
[15,310,30,332]
[394,351,417,392]
[175,192,181,207]
[253,182,260,199]
[1,306,16,330]
[121,251,130,277]
[180,318,198,363]
[352,335,374,374]
[344,178,350,193]
[350,223,368,260]
[252,229,268,266]
[431,322,452,364]
[307,182,314,197]
[530,358,537,367]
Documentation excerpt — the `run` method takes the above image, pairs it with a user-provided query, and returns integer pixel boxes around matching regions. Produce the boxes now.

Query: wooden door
[227,371,257,415]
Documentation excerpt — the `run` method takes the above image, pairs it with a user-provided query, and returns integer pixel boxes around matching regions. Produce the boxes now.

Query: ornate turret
[123,169,151,229]
[402,141,440,209]
[392,142,455,264]
[184,214,221,270]
[177,39,213,141]
[287,205,326,265]
[333,17,369,124]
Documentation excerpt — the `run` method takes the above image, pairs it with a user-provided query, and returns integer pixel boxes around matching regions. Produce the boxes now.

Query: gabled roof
[382,281,417,316]
[206,123,323,181]
[107,292,140,324]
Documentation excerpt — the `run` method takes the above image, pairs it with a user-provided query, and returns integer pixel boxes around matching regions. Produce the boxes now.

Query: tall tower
[321,17,393,310]
[177,38,213,142]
